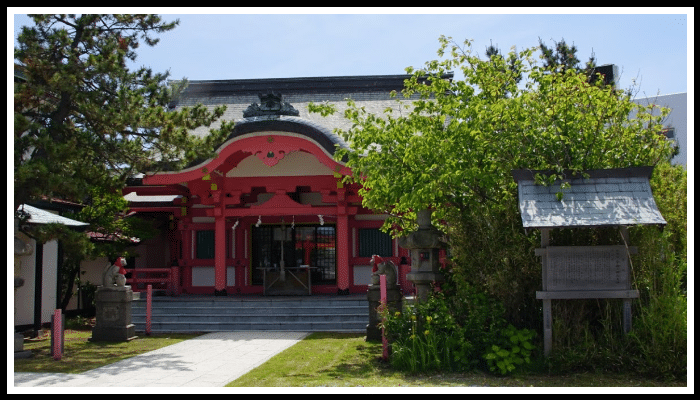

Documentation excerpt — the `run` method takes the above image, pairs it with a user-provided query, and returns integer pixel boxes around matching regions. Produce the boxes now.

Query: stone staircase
[131,294,370,334]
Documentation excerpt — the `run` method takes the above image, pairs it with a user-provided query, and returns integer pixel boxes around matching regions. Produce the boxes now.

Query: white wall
[13,238,58,327]
[633,92,687,167]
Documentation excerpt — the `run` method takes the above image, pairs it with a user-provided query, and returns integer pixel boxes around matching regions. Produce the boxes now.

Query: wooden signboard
[535,244,639,356]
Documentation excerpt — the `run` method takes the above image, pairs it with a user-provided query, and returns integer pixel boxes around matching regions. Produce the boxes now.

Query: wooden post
[540,228,552,357]
[51,309,63,360]
[146,285,152,336]
[380,274,388,360]
[620,226,633,334]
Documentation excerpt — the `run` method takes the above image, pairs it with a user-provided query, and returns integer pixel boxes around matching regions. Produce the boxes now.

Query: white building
[632,92,688,168]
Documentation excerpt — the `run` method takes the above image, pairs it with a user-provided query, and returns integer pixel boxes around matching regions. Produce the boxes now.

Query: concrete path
[13,331,309,388]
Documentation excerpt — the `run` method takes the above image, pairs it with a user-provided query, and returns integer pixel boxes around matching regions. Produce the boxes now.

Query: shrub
[381,277,537,375]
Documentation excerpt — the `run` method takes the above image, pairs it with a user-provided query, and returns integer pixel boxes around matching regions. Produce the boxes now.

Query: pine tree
[537,37,598,83]
[14,14,234,212]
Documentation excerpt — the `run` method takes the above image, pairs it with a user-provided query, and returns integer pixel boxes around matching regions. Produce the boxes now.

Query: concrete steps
[131,295,370,333]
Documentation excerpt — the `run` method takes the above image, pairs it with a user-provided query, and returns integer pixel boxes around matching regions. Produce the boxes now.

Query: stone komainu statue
[103,257,127,288]
[370,255,397,289]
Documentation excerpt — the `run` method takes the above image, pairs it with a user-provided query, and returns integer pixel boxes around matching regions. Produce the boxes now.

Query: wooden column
[337,212,350,294]
[214,207,227,296]
[620,226,633,334]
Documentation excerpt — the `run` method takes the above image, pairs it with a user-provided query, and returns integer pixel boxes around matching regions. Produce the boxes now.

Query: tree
[537,37,597,75]
[14,14,234,310]
[312,35,672,233]
[311,37,682,374]
[14,14,234,212]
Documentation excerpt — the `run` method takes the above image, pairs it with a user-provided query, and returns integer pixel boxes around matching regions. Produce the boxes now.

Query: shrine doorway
[251,223,337,290]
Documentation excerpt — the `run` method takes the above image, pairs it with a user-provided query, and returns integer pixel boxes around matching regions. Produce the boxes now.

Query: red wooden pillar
[179,221,192,293]
[214,207,227,295]
[337,212,350,294]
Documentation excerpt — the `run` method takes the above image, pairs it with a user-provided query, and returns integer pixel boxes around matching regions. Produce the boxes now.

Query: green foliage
[313,35,673,234]
[484,324,537,375]
[14,14,234,210]
[381,277,537,375]
[311,35,683,379]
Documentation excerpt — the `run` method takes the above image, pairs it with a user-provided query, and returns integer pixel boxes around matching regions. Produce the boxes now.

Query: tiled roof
[512,167,667,229]
[17,204,89,227]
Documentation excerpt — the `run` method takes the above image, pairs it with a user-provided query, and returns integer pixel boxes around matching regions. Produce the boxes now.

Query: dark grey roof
[171,73,453,98]
[168,73,454,108]
[229,115,349,152]
[513,167,667,229]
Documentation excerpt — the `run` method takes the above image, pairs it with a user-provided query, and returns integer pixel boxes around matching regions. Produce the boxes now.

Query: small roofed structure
[17,204,89,228]
[512,166,667,357]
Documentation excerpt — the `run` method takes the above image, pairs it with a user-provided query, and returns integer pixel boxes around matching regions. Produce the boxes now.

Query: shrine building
[123,74,449,297]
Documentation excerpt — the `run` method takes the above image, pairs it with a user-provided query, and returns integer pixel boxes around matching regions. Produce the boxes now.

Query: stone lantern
[398,209,445,302]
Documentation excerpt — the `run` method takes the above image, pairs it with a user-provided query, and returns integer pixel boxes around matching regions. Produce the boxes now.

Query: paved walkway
[13,331,309,388]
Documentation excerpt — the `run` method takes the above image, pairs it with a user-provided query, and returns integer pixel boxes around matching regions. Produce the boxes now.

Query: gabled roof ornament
[243,92,300,118]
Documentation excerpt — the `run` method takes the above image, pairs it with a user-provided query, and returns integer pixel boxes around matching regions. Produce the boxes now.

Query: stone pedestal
[90,286,137,342]
[366,284,403,342]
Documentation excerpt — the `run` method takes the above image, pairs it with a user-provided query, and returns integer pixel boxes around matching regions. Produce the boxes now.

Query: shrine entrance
[252,223,336,295]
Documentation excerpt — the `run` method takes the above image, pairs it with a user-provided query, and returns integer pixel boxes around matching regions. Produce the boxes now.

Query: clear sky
[11,9,691,99]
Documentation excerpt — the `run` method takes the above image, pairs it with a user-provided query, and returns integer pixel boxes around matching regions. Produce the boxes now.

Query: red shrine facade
[122,78,428,296]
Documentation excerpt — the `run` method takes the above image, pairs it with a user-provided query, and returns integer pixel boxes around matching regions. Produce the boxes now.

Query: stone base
[15,350,33,359]
[14,332,32,358]
[91,286,138,342]
[366,285,403,342]
[90,325,137,342]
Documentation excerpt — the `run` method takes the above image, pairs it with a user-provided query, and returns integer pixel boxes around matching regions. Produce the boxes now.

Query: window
[358,228,392,258]
[196,230,215,259]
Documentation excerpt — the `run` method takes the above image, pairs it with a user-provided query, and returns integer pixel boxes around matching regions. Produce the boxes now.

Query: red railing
[127,267,179,295]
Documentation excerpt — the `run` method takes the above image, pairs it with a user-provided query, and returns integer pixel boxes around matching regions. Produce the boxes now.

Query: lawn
[227,332,687,388]
[14,325,200,374]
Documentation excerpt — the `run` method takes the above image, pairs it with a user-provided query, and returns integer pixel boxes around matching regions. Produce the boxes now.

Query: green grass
[227,332,687,387]
[14,325,200,374]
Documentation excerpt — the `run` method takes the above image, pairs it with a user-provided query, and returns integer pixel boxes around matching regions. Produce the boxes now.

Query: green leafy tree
[312,35,672,234]
[14,14,234,309]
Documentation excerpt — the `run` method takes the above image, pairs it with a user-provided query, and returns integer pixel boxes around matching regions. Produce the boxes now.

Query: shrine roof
[228,115,350,153]
[512,167,667,229]
[16,204,89,227]
[168,73,452,100]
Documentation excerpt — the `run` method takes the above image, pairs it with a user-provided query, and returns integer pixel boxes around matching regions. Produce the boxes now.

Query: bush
[381,277,537,375]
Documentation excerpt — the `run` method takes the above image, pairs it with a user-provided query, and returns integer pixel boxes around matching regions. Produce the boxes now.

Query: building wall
[13,238,58,327]
[632,92,687,167]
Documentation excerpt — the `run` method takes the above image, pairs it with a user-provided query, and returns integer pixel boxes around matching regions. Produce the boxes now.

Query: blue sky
[11,9,691,99]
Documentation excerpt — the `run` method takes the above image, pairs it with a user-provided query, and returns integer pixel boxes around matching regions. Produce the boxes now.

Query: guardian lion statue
[103,257,127,288]
[370,255,397,289]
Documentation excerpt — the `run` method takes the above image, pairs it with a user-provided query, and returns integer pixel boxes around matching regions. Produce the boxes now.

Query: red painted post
[380,274,388,361]
[52,309,62,360]
[146,284,152,336]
